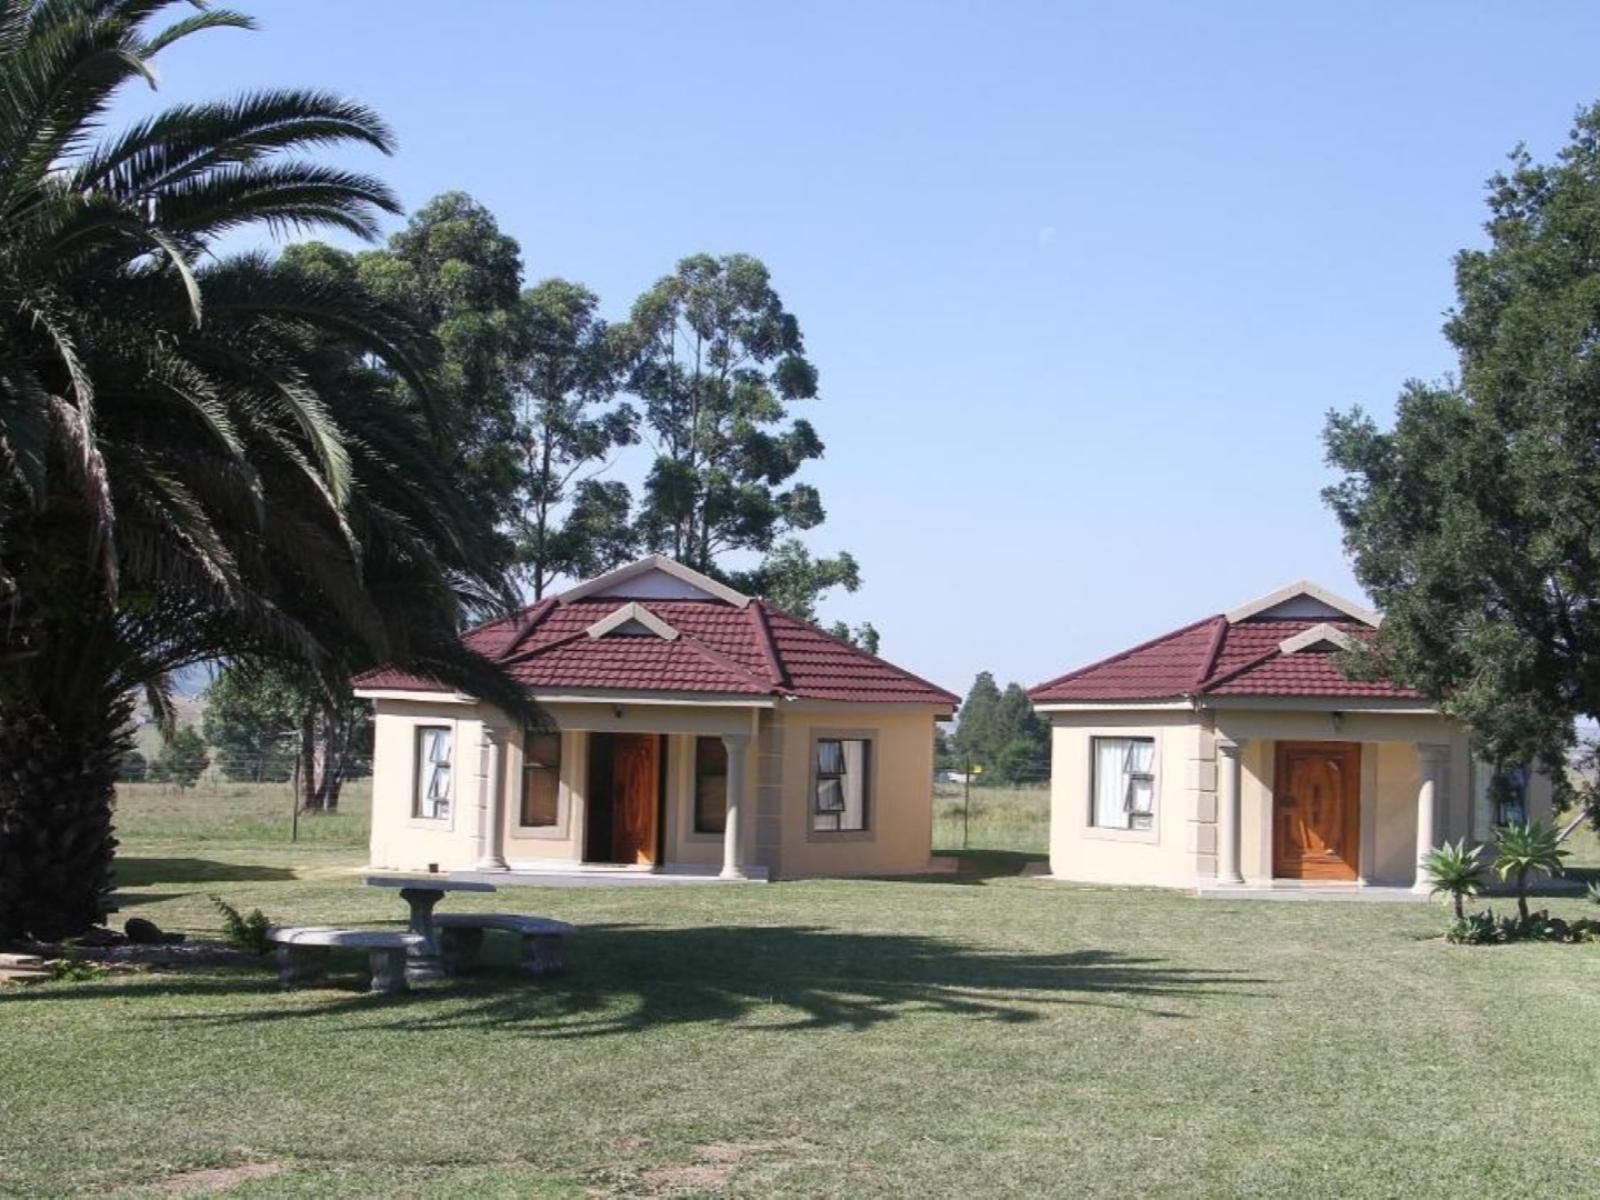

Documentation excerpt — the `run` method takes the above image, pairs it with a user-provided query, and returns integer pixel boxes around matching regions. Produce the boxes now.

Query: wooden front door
[610,733,660,865]
[1273,741,1361,880]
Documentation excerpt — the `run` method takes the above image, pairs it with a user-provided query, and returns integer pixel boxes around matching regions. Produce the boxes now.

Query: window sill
[1081,824,1158,844]
[509,824,566,841]
[806,827,875,844]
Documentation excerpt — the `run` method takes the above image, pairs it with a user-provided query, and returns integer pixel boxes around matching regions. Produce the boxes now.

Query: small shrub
[1446,906,1600,945]
[1586,880,1600,907]
[49,947,108,982]
[209,895,273,955]
[1491,821,1569,922]
[1421,839,1484,922]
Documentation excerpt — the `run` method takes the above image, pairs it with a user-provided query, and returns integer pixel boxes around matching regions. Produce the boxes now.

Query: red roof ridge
[1191,616,1229,691]
[762,605,960,706]
[747,600,790,689]
[675,632,780,694]
[502,627,589,665]
[1195,643,1284,693]
[505,597,558,654]
[1028,614,1222,699]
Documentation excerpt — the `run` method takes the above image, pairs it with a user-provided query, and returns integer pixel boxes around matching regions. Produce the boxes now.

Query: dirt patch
[159,1161,284,1195]
[631,1139,815,1196]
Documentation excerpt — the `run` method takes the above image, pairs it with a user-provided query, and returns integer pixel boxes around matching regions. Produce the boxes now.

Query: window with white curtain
[1090,736,1155,830]
[814,737,870,832]
[415,725,452,819]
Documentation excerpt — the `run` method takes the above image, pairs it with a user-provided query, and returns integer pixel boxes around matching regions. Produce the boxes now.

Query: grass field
[1,786,1598,1196]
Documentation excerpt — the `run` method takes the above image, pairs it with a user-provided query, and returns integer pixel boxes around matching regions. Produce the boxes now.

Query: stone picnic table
[364,874,496,982]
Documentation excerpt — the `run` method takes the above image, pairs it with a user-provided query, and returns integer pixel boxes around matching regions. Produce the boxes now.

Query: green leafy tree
[147,727,209,790]
[511,278,638,596]
[0,2,531,941]
[1324,102,1600,827]
[357,191,527,575]
[204,663,305,783]
[1491,821,1568,923]
[1420,839,1485,922]
[623,253,826,569]
[729,537,877,649]
[953,672,1004,768]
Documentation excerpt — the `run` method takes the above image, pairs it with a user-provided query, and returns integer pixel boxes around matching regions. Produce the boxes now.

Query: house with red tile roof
[355,556,957,881]
[1028,582,1553,893]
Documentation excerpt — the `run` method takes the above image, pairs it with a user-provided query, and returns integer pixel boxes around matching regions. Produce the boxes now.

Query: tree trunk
[299,708,319,812]
[0,697,127,942]
[1453,892,1465,922]
[1516,867,1530,922]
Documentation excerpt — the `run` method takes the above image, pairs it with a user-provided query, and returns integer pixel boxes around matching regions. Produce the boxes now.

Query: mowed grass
[1,790,1598,1196]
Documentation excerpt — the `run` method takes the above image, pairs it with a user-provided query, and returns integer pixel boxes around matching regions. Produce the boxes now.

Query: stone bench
[267,927,424,994]
[433,914,576,977]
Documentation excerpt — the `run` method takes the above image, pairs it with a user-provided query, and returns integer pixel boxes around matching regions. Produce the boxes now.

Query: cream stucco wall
[1045,710,1204,887]
[774,705,939,877]
[365,694,941,878]
[1041,703,1556,890]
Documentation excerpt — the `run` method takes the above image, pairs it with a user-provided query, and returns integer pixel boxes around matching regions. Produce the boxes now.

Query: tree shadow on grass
[113,857,296,888]
[106,922,1268,1038]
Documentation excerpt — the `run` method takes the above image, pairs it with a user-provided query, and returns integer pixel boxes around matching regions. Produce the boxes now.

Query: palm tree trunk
[1516,867,1530,922]
[0,697,126,941]
[1453,892,1465,922]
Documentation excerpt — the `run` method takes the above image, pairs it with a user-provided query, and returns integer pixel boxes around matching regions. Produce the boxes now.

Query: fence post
[963,754,972,850]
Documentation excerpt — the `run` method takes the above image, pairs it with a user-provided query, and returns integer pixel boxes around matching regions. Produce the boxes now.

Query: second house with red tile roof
[1028,582,1554,893]
[355,556,957,881]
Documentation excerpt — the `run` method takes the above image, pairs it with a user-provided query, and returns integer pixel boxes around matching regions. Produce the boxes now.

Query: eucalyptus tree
[511,278,638,598]
[621,253,826,570]
[0,0,528,940]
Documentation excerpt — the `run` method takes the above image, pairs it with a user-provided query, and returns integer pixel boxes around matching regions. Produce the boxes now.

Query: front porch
[1210,721,1463,893]
[450,863,769,888]
[472,700,772,883]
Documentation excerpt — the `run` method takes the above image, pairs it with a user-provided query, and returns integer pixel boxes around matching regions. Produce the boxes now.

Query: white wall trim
[554,554,752,609]
[1277,622,1361,655]
[585,602,681,641]
[1224,580,1381,627]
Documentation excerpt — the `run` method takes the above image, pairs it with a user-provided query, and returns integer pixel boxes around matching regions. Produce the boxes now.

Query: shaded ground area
[0,788,1595,1196]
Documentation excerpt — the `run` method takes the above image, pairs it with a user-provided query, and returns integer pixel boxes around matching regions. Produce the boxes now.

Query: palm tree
[1420,839,1485,923]
[0,1,529,940]
[1491,821,1569,923]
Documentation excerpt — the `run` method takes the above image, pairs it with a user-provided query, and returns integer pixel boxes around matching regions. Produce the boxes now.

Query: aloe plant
[1422,840,1485,922]
[1492,821,1569,922]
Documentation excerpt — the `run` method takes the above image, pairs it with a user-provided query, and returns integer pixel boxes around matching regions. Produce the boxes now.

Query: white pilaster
[1217,736,1246,885]
[476,729,508,871]
[1413,742,1448,892]
[720,732,750,880]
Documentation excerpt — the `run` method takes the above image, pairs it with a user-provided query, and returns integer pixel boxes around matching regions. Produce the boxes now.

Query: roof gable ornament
[1277,622,1361,655]
[585,602,681,641]
[1223,580,1381,628]
[556,554,751,609]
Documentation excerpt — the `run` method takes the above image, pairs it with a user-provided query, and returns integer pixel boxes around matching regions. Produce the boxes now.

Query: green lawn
[1,788,1597,1197]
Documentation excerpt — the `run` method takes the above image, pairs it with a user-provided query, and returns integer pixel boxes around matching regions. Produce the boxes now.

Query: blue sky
[118,1,1600,697]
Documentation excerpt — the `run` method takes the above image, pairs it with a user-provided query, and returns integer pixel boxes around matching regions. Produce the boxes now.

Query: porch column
[1216,736,1246,885]
[720,731,750,880]
[476,729,508,871]
[1412,742,1448,892]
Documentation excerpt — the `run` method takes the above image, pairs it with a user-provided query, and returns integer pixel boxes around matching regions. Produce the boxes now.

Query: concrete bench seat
[432,914,576,976]
[267,926,424,994]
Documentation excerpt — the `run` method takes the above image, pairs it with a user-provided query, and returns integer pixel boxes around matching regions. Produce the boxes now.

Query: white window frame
[1086,735,1159,843]
[413,724,453,822]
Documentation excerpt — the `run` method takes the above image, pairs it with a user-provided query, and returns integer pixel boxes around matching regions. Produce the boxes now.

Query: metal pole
[963,754,972,850]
